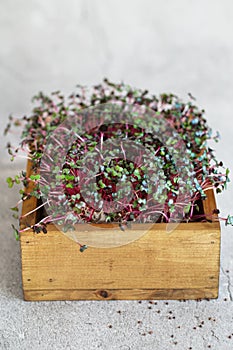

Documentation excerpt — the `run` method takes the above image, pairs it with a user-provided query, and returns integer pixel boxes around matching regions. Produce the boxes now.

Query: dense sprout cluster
[5,79,231,246]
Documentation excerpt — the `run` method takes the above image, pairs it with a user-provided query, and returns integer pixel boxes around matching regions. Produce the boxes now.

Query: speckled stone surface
[0,1,233,349]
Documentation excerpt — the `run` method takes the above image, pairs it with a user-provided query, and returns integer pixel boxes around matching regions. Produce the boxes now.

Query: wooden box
[20,162,221,301]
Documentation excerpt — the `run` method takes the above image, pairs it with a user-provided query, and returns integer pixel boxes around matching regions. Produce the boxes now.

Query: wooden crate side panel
[21,223,220,298]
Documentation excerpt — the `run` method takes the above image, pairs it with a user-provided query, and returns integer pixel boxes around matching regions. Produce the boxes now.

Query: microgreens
[5,79,232,251]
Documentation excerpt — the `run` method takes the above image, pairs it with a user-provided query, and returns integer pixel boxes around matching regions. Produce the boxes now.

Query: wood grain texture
[20,160,38,230]
[24,287,218,301]
[20,161,221,301]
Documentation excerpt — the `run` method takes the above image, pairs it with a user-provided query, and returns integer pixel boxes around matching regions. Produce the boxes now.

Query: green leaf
[133,168,141,179]
[30,190,41,199]
[65,175,75,181]
[129,162,134,170]
[184,203,191,214]
[71,193,81,201]
[10,206,19,212]
[30,174,40,181]
[53,166,60,173]
[98,180,105,188]
[56,174,65,180]
[6,177,13,188]
[62,168,70,175]
[14,175,21,184]
[226,215,233,226]
[106,215,111,222]
[34,152,42,159]
[66,183,73,189]
[115,165,123,172]
[11,224,19,241]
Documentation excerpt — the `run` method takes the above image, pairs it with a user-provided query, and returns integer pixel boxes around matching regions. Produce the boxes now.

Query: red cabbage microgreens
[59,123,178,225]
[5,79,231,251]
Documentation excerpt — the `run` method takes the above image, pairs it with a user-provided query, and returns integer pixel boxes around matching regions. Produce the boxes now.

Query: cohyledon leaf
[30,174,41,181]
[184,203,191,214]
[226,215,233,226]
[14,175,21,184]
[66,183,74,189]
[10,206,19,212]
[6,177,13,188]
[11,224,19,241]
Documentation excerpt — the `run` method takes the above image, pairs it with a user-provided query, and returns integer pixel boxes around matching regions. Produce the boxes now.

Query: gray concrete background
[0,0,233,349]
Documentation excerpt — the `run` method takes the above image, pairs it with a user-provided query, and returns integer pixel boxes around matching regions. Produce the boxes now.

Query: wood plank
[20,225,220,293]
[203,188,220,226]
[24,287,218,301]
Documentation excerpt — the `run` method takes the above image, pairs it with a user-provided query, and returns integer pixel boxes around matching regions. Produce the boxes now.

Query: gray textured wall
[1,0,232,175]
